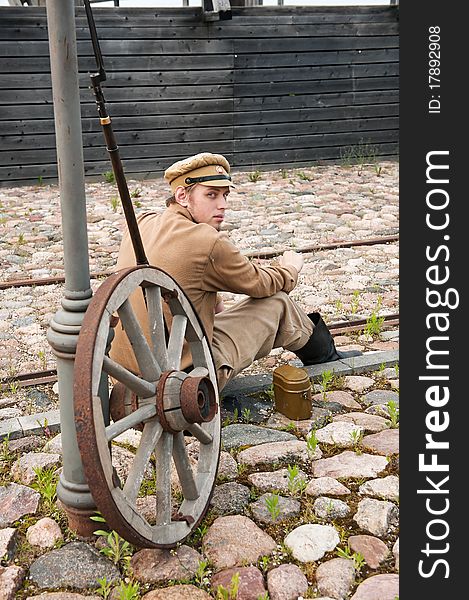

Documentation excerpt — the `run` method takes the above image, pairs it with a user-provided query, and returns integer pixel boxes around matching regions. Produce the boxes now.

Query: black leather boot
[294,312,362,366]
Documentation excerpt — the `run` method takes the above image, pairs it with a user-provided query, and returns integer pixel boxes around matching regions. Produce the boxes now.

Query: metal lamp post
[45,0,97,536]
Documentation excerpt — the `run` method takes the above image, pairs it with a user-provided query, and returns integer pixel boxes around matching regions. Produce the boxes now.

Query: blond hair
[165,183,197,207]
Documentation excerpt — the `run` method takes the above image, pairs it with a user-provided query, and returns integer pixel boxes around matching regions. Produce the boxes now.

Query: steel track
[0,313,399,391]
[0,234,398,290]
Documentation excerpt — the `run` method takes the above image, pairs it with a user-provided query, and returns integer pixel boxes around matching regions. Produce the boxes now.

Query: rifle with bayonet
[82,0,148,267]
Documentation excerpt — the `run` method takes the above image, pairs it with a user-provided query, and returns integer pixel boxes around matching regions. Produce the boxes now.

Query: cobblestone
[0,163,398,378]
[0,162,398,599]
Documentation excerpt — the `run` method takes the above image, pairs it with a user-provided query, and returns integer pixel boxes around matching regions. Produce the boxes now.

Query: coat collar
[167,202,196,223]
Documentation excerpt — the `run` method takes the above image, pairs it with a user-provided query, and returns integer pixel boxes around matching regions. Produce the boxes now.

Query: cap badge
[216,165,224,174]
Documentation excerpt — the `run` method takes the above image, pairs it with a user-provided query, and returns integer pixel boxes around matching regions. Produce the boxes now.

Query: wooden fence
[0,5,399,186]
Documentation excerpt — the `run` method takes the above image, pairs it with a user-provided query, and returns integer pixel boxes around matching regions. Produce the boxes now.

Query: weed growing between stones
[264,493,281,521]
[194,558,212,590]
[364,312,386,338]
[103,170,116,184]
[0,436,15,483]
[337,545,366,571]
[306,430,318,456]
[297,561,318,597]
[350,290,361,315]
[249,486,262,503]
[7,526,35,566]
[91,514,134,570]
[36,349,48,370]
[248,170,262,183]
[363,295,385,339]
[340,140,378,176]
[331,373,346,391]
[232,408,239,424]
[214,572,240,599]
[31,465,58,511]
[137,477,157,497]
[110,196,119,213]
[257,554,271,574]
[113,579,141,600]
[310,371,345,396]
[35,417,53,438]
[296,170,313,181]
[286,464,307,497]
[262,384,275,403]
[4,378,20,395]
[349,429,364,453]
[384,454,400,477]
[387,400,400,428]
[241,407,252,423]
[376,362,386,375]
[319,369,334,398]
[185,511,218,552]
[236,462,249,478]
[96,575,113,598]
[371,375,393,391]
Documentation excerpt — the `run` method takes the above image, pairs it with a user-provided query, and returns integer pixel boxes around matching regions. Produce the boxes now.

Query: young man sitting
[110,152,359,390]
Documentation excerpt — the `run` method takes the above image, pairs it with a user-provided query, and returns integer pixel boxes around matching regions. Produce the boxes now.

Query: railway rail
[1,234,398,391]
[0,234,398,291]
[0,312,399,391]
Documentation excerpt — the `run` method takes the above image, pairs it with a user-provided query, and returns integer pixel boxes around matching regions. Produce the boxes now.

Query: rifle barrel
[83,0,148,267]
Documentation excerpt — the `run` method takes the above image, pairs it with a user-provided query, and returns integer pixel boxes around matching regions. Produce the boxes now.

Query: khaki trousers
[211,291,313,390]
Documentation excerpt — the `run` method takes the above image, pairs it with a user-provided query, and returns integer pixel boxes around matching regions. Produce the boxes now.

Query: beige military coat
[110,203,298,372]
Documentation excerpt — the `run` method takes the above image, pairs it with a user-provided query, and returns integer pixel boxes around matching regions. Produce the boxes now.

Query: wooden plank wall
[0,5,399,186]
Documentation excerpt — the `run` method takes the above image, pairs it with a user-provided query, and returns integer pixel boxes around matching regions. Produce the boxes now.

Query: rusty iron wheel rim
[74,266,220,548]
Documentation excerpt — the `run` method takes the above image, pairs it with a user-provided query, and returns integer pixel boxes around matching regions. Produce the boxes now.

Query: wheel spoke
[167,314,187,370]
[123,420,163,503]
[155,431,173,524]
[103,355,156,398]
[172,432,198,500]
[188,366,209,378]
[187,423,213,445]
[117,299,161,380]
[145,285,169,371]
[105,404,157,442]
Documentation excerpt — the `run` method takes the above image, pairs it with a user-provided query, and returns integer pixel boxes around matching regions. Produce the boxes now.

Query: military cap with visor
[164,152,235,193]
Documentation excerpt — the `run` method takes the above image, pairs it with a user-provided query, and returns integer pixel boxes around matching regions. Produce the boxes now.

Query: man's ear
[174,186,188,207]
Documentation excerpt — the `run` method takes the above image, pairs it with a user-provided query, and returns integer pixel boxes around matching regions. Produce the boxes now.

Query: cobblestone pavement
[1,161,399,599]
[0,161,398,379]
[0,361,400,600]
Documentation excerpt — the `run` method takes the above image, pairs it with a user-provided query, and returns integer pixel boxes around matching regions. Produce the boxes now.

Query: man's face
[181,185,230,231]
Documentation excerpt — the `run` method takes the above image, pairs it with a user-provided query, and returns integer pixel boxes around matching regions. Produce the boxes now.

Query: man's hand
[215,299,225,314]
[278,250,304,274]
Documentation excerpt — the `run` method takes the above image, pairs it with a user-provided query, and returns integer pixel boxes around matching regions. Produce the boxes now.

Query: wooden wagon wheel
[73,266,220,548]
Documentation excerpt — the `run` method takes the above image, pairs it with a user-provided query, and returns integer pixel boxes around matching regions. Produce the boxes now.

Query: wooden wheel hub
[181,375,217,424]
[111,371,217,435]
[156,371,217,433]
